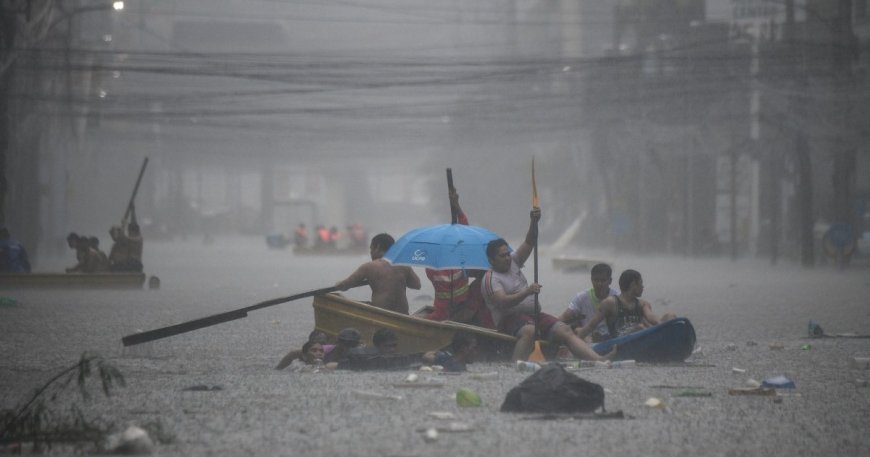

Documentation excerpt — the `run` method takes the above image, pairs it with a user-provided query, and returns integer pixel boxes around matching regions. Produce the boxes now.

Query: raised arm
[451,189,469,225]
[512,207,540,266]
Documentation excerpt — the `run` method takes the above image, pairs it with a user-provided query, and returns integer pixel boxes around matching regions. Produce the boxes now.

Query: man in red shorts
[482,207,615,362]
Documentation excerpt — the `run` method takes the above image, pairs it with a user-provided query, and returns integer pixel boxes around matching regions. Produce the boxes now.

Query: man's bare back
[336,235,421,315]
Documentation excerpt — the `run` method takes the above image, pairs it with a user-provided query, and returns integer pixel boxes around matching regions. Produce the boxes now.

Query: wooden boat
[552,256,612,272]
[591,317,697,363]
[0,272,148,289]
[312,292,517,361]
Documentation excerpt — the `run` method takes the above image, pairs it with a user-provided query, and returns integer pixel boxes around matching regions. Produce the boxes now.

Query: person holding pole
[109,208,144,272]
[335,233,421,315]
[481,207,616,362]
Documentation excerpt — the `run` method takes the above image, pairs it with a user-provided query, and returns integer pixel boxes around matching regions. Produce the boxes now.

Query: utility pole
[0,6,17,226]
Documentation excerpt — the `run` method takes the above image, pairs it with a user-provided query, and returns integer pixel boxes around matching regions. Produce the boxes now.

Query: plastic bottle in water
[516,361,541,372]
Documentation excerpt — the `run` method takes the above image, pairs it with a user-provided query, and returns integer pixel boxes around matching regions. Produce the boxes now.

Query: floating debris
[673,390,712,397]
[728,387,776,396]
[762,375,796,389]
[456,388,481,407]
[351,390,403,401]
[644,397,667,408]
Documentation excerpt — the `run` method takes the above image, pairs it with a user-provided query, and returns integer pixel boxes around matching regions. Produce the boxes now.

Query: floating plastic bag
[500,363,604,413]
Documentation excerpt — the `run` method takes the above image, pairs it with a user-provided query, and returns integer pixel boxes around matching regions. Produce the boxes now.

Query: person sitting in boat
[108,220,144,272]
[335,233,421,315]
[88,236,110,272]
[275,330,335,370]
[574,269,676,341]
[482,207,615,363]
[423,188,476,323]
[314,225,329,249]
[66,234,107,273]
[348,222,367,249]
[293,223,308,249]
[328,226,341,249]
[0,226,31,273]
[285,340,326,373]
[559,263,619,342]
[65,232,84,271]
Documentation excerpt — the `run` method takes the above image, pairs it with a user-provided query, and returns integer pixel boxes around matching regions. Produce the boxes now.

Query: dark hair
[370,233,394,252]
[618,269,642,292]
[450,332,476,353]
[88,236,100,248]
[590,263,612,278]
[301,340,321,356]
[372,328,397,347]
[308,330,327,342]
[486,238,509,260]
[67,232,79,242]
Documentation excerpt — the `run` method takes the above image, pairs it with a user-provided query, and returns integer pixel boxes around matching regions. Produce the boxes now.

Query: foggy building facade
[1,0,868,266]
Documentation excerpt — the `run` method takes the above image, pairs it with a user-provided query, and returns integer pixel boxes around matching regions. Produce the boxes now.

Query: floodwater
[2,236,869,456]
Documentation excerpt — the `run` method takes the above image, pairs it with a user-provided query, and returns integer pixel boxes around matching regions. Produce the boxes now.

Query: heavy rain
[1,1,869,456]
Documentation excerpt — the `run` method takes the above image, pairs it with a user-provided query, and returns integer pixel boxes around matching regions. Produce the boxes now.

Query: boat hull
[592,317,697,363]
[312,293,517,361]
[0,272,147,289]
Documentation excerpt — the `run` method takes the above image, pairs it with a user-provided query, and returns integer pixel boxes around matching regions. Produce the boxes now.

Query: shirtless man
[575,269,676,341]
[335,233,421,314]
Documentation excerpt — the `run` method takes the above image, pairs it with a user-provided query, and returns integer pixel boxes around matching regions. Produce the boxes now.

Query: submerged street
[2,237,869,456]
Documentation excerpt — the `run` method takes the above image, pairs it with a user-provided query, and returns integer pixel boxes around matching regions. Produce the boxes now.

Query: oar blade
[122,309,248,346]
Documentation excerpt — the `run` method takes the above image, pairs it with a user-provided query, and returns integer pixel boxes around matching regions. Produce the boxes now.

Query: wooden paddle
[121,157,149,227]
[528,158,546,363]
[121,283,363,346]
[447,168,458,224]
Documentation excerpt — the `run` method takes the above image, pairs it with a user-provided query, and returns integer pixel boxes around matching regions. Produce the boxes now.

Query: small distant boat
[592,318,697,363]
[0,272,149,290]
[312,293,517,361]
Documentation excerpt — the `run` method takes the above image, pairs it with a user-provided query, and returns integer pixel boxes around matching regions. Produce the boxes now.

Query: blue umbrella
[383,223,506,270]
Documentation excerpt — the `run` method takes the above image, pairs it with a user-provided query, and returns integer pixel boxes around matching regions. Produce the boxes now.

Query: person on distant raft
[482,207,615,362]
[293,223,308,249]
[67,234,107,273]
[109,214,144,273]
[560,263,619,342]
[335,233,421,314]
[574,269,676,341]
[0,226,31,273]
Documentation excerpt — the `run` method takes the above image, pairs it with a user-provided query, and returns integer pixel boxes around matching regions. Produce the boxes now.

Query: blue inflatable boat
[592,317,696,363]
